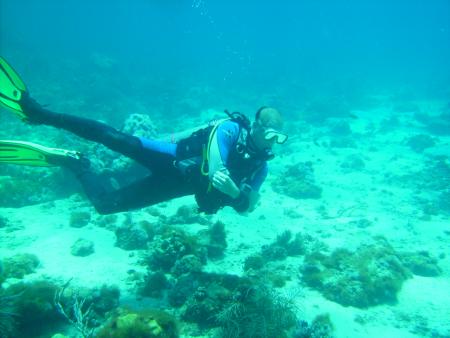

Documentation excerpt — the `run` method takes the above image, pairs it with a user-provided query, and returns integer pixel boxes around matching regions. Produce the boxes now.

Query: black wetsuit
[26,101,267,214]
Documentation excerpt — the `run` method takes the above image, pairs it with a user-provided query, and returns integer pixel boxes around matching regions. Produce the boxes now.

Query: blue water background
[1,0,449,120]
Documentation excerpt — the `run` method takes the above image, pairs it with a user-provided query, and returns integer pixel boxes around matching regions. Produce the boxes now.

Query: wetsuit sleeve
[229,163,268,212]
[208,121,268,213]
[207,121,240,179]
[248,163,268,191]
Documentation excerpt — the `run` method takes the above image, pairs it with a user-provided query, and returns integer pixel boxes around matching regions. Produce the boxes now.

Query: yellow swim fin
[0,57,28,120]
[0,140,81,167]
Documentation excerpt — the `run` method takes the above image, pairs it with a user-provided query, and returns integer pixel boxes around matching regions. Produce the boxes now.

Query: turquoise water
[0,1,449,337]
[2,0,449,116]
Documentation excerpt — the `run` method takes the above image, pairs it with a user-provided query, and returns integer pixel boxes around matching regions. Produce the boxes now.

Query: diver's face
[250,119,288,151]
[250,120,277,150]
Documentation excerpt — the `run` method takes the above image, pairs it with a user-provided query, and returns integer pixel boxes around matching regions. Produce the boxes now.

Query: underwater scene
[0,0,449,337]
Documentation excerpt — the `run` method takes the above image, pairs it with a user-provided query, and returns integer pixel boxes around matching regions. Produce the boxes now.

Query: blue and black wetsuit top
[140,119,268,213]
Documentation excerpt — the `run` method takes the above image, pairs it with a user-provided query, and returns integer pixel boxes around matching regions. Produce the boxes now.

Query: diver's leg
[22,94,143,157]
[20,94,172,169]
[79,172,193,215]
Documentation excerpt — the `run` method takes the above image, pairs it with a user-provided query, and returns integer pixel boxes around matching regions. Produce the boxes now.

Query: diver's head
[248,107,287,156]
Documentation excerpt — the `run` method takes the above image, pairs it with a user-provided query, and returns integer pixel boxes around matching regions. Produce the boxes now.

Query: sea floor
[1,101,449,338]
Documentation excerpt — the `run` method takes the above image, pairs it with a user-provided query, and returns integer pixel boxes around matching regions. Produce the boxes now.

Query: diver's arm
[247,189,260,212]
[208,121,266,213]
[208,121,238,178]
[232,164,268,213]
[208,121,240,197]
[212,172,262,213]
[211,170,240,198]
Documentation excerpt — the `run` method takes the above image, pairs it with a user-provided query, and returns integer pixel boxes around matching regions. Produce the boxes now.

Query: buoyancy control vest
[174,111,266,213]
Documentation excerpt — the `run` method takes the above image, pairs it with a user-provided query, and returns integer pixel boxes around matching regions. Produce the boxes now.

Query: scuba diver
[0,57,288,214]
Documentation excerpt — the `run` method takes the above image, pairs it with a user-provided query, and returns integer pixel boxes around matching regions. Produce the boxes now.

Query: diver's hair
[255,106,283,130]
[255,106,269,120]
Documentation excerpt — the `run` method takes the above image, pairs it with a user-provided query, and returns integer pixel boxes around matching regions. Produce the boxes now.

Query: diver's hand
[212,170,240,199]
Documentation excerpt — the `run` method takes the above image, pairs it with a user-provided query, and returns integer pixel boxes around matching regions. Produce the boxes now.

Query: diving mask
[264,128,288,144]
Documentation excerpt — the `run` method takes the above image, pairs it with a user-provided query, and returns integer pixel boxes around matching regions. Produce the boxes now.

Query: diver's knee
[104,128,141,149]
